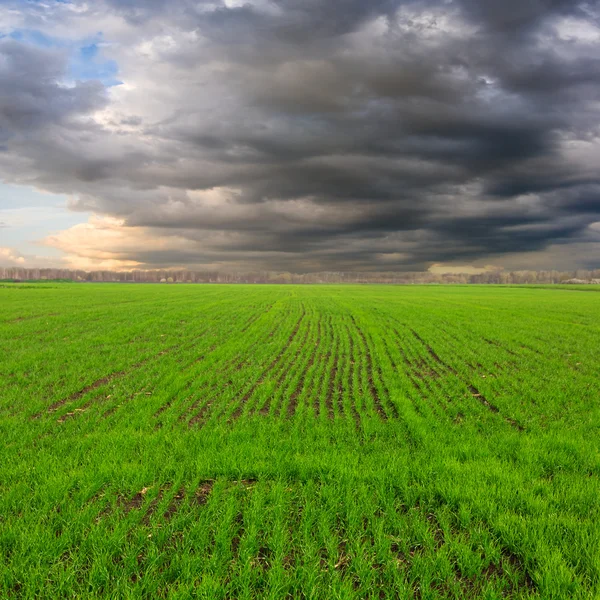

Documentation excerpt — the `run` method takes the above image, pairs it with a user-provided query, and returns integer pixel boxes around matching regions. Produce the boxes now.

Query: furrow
[408,326,525,432]
[188,309,302,426]
[343,321,362,434]
[285,312,322,418]
[269,315,312,418]
[324,325,340,420]
[229,309,307,421]
[350,315,388,421]
[391,327,449,422]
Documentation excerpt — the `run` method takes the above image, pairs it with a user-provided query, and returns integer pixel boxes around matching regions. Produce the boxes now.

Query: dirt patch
[467,384,523,431]
[194,480,215,505]
[251,545,273,571]
[56,408,87,423]
[468,384,499,413]
[142,485,170,525]
[153,398,174,418]
[505,416,525,431]
[188,399,213,427]
[334,540,350,573]
[426,512,445,550]
[286,378,303,417]
[412,357,441,380]
[230,512,244,556]
[163,487,185,520]
[179,397,202,423]
[374,357,399,420]
[501,548,535,589]
[46,374,115,415]
[229,386,256,422]
[125,486,151,514]
[238,478,258,491]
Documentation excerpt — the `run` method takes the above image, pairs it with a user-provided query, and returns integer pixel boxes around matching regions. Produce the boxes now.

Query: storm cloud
[1,0,599,271]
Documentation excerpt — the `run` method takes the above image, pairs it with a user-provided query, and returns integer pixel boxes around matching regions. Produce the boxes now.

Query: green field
[1,284,599,599]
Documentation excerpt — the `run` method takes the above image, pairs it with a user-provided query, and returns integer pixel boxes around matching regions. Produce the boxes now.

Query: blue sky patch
[71,43,121,86]
[3,28,122,87]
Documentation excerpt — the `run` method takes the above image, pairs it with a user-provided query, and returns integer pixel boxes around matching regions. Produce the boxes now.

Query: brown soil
[163,487,185,520]
[194,480,215,505]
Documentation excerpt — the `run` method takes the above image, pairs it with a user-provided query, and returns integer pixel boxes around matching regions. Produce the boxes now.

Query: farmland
[1,283,599,599]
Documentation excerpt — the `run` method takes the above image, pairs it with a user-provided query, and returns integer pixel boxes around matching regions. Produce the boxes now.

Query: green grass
[1,283,599,599]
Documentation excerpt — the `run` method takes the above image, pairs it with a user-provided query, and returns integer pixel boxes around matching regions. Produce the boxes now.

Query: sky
[0,0,599,273]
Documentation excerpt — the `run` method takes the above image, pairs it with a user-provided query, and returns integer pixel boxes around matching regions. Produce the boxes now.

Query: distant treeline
[2,267,600,284]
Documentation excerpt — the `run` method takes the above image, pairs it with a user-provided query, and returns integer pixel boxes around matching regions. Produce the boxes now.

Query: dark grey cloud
[1,0,599,270]
[0,40,107,142]
[457,0,578,34]
[198,0,399,46]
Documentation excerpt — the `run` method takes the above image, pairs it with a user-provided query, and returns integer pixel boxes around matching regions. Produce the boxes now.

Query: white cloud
[43,214,195,270]
[0,246,25,265]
